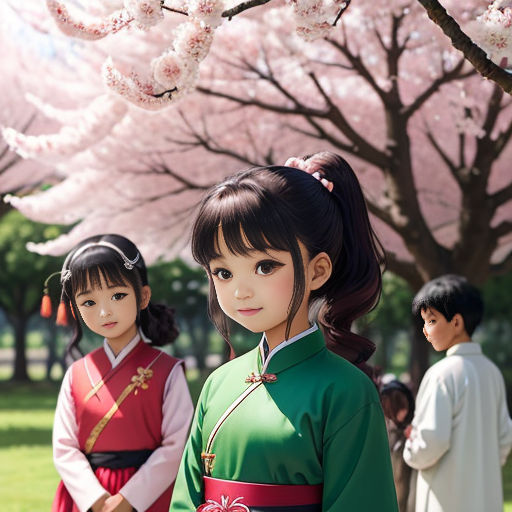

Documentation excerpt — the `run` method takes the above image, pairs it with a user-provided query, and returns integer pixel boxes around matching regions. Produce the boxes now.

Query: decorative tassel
[40,294,52,318]
[56,301,68,326]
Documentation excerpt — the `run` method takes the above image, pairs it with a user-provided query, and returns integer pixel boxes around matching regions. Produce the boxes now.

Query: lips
[102,322,118,328]
[237,308,262,317]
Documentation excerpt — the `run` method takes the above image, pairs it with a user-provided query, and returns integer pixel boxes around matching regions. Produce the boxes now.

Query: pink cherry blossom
[188,0,225,29]
[174,21,214,62]
[46,0,134,40]
[124,0,164,30]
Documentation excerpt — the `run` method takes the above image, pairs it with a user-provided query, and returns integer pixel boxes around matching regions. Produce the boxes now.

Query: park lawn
[1,381,512,511]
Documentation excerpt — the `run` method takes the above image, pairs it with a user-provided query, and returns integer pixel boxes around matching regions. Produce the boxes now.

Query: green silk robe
[171,327,398,511]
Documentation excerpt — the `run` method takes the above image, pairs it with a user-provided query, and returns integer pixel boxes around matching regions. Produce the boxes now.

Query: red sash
[199,476,322,510]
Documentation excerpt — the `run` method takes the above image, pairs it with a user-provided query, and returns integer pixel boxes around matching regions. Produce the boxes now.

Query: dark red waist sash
[198,476,322,511]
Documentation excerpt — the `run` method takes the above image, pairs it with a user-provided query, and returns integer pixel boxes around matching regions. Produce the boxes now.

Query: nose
[234,280,253,300]
[99,304,112,318]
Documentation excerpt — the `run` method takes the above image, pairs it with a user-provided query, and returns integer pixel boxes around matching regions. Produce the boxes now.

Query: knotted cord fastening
[245,372,278,383]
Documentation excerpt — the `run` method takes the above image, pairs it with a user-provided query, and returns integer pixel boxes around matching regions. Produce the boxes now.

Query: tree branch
[196,86,328,118]
[326,38,388,104]
[424,126,458,182]
[492,220,512,239]
[416,0,512,94]
[490,181,512,209]
[222,0,272,20]
[402,58,470,119]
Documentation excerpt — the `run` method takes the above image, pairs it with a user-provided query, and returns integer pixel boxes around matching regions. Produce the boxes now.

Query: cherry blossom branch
[221,0,272,20]
[402,58,471,119]
[161,5,188,16]
[415,0,512,94]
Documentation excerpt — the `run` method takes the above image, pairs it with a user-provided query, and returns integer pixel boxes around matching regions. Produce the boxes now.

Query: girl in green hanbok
[171,151,398,512]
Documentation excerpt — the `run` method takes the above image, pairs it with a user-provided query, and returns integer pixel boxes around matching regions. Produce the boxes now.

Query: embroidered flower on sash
[245,372,277,383]
[131,366,154,395]
[197,495,250,512]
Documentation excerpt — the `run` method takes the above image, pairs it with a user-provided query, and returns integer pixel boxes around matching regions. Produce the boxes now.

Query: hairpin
[284,156,334,192]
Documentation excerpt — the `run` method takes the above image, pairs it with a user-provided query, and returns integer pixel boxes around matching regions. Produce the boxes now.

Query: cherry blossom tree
[2,4,511,501]
[2,0,512,388]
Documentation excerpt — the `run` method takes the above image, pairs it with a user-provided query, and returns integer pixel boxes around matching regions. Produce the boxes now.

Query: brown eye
[212,268,232,281]
[256,261,280,275]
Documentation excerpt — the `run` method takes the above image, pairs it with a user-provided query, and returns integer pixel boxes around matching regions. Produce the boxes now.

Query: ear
[422,326,428,340]
[452,313,465,333]
[140,285,151,310]
[308,252,332,291]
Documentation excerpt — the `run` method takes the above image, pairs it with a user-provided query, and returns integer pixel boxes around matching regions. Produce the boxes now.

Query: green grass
[1,380,511,510]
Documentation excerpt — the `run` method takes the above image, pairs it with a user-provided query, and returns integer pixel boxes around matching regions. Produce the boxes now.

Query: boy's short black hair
[412,274,484,336]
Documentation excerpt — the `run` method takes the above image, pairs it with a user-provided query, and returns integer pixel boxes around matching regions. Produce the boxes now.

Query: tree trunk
[45,322,65,380]
[12,315,29,381]
[408,316,430,394]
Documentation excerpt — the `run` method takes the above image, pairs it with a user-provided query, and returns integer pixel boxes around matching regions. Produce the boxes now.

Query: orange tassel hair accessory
[40,271,65,321]
[56,301,69,326]
[40,293,52,318]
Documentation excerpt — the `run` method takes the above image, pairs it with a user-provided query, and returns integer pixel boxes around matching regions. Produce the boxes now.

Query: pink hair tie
[284,157,334,192]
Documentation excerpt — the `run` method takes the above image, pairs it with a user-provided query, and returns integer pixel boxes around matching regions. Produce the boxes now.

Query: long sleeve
[497,374,512,466]
[170,377,211,511]
[322,401,398,511]
[403,371,452,470]
[120,363,194,511]
[53,368,108,512]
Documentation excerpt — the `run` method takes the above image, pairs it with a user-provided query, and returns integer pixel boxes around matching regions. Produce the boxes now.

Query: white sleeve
[53,367,108,512]
[497,374,512,465]
[119,363,194,511]
[403,371,452,470]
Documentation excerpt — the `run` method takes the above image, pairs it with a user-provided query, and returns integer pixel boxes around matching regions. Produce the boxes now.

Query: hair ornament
[59,240,141,285]
[40,271,70,325]
[284,156,334,192]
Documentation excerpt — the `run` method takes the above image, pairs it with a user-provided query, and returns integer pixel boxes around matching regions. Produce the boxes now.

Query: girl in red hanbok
[49,234,193,512]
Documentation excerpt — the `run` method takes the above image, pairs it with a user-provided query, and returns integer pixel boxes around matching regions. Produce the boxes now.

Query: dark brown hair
[191,152,385,365]
[61,234,179,359]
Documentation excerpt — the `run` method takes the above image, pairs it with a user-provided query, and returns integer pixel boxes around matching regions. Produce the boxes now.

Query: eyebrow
[75,283,128,298]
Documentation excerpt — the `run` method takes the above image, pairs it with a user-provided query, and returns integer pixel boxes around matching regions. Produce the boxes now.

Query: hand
[404,424,412,439]
[91,493,110,512]
[101,493,134,512]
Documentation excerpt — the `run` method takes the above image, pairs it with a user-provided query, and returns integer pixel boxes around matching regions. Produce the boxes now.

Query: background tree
[3,1,510,387]
[0,211,64,381]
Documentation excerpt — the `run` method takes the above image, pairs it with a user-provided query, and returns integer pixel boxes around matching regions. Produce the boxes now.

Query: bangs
[70,252,130,296]
[192,171,298,266]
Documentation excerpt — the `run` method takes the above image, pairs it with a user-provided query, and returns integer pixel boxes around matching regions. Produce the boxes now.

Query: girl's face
[209,231,323,348]
[74,272,141,349]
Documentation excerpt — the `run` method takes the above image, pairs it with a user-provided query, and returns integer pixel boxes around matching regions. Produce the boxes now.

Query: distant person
[403,274,512,512]
[48,234,193,512]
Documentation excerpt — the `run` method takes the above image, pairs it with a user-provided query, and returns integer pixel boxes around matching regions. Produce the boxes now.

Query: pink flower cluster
[2,95,128,158]
[472,0,512,64]
[286,0,350,41]
[103,1,224,109]
[124,0,164,29]
[46,0,135,40]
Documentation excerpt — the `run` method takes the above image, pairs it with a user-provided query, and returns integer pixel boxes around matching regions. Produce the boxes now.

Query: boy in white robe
[403,274,512,512]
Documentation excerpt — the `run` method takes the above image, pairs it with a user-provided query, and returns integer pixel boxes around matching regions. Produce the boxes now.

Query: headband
[61,240,140,283]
